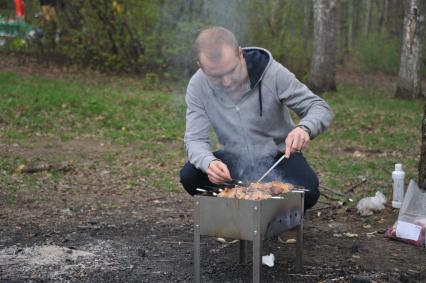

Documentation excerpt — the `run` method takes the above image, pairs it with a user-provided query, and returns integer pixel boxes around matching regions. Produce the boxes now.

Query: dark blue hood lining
[258,80,263,116]
[243,49,269,117]
[243,49,269,89]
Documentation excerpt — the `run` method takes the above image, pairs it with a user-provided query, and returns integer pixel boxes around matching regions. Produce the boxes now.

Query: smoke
[220,149,291,184]
[157,0,249,76]
[201,0,248,43]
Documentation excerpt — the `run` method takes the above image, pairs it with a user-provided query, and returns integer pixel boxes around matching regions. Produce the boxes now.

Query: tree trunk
[380,0,389,35]
[308,0,337,94]
[347,0,353,51]
[353,0,361,38]
[419,104,426,189]
[363,0,372,37]
[335,0,341,58]
[302,0,311,51]
[302,0,312,70]
[396,0,424,99]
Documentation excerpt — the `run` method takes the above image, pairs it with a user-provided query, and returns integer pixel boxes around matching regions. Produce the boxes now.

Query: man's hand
[284,127,310,158]
[207,160,231,184]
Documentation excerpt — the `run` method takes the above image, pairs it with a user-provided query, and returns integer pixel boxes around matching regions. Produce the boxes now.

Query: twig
[311,205,333,212]
[317,200,333,205]
[161,240,193,245]
[320,191,341,201]
[319,185,346,198]
[345,178,367,194]
[287,273,319,277]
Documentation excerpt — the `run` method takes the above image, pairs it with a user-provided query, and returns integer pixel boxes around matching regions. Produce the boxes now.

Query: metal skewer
[196,188,217,196]
[256,155,286,183]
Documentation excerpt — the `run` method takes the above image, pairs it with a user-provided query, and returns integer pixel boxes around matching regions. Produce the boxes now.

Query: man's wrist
[297,125,311,137]
[208,158,221,168]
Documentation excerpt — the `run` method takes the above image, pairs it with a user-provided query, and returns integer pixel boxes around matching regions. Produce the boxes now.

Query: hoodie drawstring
[258,80,263,117]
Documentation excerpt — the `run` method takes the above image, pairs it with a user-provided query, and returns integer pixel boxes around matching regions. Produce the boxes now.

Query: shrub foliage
[2,0,422,77]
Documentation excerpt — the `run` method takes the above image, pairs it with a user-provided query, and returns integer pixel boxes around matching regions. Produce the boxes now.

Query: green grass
[0,71,423,204]
[0,72,186,144]
[306,84,423,200]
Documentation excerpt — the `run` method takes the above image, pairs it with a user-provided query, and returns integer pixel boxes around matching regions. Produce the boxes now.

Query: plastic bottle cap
[395,164,402,171]
[392,200,402,209]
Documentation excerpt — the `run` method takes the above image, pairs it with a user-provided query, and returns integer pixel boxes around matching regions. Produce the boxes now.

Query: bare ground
[0,136,425,283]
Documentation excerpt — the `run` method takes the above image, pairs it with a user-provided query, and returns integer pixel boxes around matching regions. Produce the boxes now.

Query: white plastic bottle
[392,163,405,208]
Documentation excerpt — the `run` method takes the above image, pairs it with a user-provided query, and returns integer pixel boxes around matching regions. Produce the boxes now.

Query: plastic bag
[356,191,386,216]
[385,180,426,247]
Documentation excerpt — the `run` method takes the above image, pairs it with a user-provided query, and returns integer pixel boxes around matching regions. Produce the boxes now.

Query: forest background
[1,0,424,81]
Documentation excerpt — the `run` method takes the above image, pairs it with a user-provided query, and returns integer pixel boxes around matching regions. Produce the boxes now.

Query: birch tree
[309,0,337,93]
[396,0,424,99]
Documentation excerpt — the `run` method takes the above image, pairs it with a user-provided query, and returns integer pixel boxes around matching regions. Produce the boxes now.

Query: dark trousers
[179,151,320,210]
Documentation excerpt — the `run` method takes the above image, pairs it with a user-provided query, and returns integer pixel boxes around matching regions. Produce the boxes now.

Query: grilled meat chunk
[218,181,294,200]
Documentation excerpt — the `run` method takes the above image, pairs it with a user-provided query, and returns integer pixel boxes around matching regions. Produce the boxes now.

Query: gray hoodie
[184,47,333,172]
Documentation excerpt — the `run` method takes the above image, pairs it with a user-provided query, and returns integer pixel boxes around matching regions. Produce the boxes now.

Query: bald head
[194,26,239,64]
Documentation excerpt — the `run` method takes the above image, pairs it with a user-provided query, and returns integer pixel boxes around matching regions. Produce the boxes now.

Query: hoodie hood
[243,47,272,89]
[243,47,272,116]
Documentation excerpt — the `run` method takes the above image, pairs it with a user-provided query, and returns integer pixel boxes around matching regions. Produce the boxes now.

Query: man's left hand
[284,127,310,158]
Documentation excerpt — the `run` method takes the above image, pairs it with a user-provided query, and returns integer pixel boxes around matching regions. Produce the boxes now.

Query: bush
[353,33,400,75]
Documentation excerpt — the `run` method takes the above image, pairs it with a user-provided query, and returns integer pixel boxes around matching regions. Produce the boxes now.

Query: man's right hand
[207,160,231,184]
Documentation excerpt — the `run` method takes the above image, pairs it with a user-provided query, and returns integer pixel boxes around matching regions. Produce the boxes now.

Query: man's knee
[304,173,320,210]
[179,165,190,186]
[179,163,196,196]
[180,162,209,196]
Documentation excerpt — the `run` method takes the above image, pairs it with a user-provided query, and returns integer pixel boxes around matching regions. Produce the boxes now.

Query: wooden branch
[310,205,334,212]
[345,178,367,194]
[317,200,333,205]
[320,190,341,201]
[319,185,346,197]
[287,274,319,277]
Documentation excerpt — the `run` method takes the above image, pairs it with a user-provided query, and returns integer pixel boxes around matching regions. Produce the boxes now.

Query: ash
[0,240,130,281]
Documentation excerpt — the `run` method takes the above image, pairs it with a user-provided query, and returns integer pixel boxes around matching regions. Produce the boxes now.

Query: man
[180,26,332,210]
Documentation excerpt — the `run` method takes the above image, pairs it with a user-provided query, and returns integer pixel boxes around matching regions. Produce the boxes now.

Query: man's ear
[238,47,243,58]
[197,61,204,70]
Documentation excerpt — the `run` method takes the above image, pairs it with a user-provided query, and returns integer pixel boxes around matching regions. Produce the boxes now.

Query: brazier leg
[194,199,201,283]
[253,231,261,283]
[295,197,304,272]
[194,229,200,283]
[239,240,248,264]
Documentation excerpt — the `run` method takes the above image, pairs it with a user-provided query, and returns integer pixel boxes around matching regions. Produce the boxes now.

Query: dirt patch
[336,66,397,93]
[1,55,426,281]
[0,136,425,282]
[1,135,117,161]
[1,192,425,282]
[0,53,80,81]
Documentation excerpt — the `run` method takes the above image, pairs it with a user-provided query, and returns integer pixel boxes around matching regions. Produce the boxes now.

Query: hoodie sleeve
[184,76,216,173]
[275,64,333,138]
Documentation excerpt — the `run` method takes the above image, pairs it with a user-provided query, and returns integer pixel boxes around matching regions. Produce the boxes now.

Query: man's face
[199,45,246,93]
